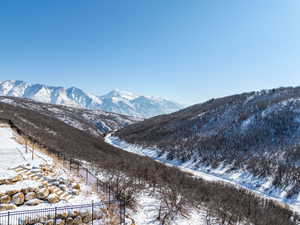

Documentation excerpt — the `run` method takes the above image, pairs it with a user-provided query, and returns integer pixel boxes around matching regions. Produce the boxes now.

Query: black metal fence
[0,201,125,225]
[33,147,127,224]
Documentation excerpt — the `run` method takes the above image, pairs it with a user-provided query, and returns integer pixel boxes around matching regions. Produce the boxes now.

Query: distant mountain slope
[0,80,183,118]
[0,96,141,137]
[115,87,300,198]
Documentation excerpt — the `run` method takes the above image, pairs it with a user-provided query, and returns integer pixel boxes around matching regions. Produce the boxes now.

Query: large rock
[56,219,65,225]
[11,174,23,183]
[82,214,92,223]
[0,204,17,211]
[45,219,54,225]
[25,199,43,206]
[71,189,80,196]
[0,195,11,204]
[59,184,68,191]
[22,186,37,194]
[47,194,60,204]
[68,210,79,218]
[0,170,22,185]
[72,183,80,190]
[57,211,68,219]
[73,216,82,225]
[25,192,36,201]
[6,189,19,196]
[37,188,49,199]
[65,217,74,225]
[12,192,25,205]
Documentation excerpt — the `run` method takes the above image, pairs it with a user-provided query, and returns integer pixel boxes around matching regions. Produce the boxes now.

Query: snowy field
[0,125,106,210]
[0,126,52,169]
[105,133,300,214]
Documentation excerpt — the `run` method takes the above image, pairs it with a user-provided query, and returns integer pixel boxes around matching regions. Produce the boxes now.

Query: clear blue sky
[0,0,299,105]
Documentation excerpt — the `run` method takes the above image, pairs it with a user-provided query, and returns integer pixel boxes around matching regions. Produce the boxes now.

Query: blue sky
[0,0,299,105]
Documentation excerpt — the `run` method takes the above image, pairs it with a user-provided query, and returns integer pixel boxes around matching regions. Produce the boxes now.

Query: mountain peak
[102,89,138,100]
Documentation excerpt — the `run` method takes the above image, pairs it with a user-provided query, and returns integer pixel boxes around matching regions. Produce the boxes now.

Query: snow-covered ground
[0,126,52,169]
[105,134,300,214]
[0,125,106,210]
[128,191,217,225]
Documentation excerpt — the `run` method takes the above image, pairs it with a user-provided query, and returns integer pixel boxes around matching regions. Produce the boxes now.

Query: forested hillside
[116,87,300,198]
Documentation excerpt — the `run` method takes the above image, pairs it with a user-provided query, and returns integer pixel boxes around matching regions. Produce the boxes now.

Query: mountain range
[0,80,183,118]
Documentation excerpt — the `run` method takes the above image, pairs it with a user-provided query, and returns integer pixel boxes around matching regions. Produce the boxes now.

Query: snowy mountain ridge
[0,80,183,118]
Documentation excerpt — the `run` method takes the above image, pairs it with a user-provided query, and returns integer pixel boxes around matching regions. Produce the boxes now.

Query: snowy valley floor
[105,133,300,215]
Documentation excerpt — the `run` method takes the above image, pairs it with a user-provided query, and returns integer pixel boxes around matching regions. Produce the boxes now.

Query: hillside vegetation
[0,100,298,225]
[116,87,300,197]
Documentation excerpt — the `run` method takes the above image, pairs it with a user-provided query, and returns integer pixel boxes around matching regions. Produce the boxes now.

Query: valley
[0,93,299,225]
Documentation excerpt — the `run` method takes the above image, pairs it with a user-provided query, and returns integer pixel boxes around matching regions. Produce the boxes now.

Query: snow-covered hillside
[105,134,300,214]
[0,96,141,137]
[0,80,183,118]
[115,86,300,209]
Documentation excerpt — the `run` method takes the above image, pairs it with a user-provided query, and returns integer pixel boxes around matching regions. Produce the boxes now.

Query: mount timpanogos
[0,80,183,118]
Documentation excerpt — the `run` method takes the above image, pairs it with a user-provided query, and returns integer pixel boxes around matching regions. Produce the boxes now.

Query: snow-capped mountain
[0,80,183,118]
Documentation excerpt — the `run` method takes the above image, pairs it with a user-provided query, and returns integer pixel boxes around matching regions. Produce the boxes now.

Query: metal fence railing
[0,201,125,225]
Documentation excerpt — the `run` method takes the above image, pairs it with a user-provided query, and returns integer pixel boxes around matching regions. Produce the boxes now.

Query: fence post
[119,200,121,225]
[108,185,111,207]
[69,159,72,171]
[92,201,94,225]
[123,199,126,224]
[7,211,10,225]
[54,207,57,225]
[86,168,88,184]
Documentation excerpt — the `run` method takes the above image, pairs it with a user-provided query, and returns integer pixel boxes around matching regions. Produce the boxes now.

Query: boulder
[47,194,60,204]
[56,219,66,225]
[68,210,79,218]
[25,192,36,201]
[11,174,23,183]
[0,195,11,204]
[73,215,82,225]
[37,188,49,199]
[22,186,37,194]
[57,211,68,219]
[0,204,17,211]
[59,184,68,191]
[65,217,74,225]
[48,186,56,194]
[82,214,92,223]
[71,189,80,196]
[45,219,54,225]
[26,199,43,206]
[72,183,80,190]
[6,189,19,195]
[12,192,25,205]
